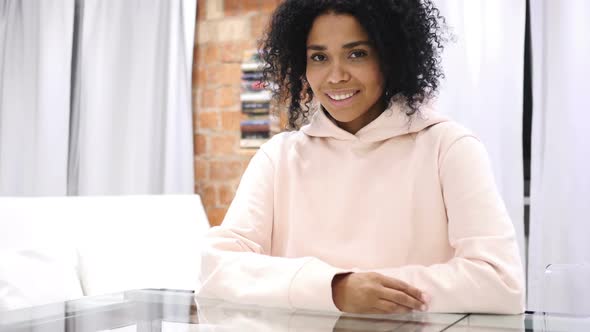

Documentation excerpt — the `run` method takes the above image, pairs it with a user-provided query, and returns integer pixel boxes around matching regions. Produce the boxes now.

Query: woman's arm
[366,136,525,314]
[197,146,345,312]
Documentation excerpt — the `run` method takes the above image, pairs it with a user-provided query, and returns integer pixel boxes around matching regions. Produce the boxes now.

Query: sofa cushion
[72,195,209,295]
[0,195,209,300]
[0,247,83,311]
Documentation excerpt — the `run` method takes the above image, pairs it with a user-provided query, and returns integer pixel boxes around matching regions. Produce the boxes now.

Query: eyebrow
[306,40,372,51]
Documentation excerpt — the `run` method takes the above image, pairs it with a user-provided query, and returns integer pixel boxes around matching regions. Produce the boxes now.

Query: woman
[198,0,525,315]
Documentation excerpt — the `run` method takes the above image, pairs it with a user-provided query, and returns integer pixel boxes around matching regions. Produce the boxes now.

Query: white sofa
[0,195,210,311]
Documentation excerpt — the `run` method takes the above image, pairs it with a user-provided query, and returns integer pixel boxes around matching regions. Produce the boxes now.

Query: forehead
[306,13,370,46]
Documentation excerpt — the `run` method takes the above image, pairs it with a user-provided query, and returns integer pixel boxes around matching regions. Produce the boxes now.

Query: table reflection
[0,289,589,332]
[196,298,465,332]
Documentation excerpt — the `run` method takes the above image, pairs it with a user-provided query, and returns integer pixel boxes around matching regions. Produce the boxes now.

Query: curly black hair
[259,0,447,130]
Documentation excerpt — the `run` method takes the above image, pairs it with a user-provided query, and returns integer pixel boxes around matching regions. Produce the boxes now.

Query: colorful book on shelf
[241,131,270,139]
[241,131,270,150]
[242,72,264,81]
[241,62,265,72]
[240,91,272,102]
[242,109,269,115]
[242,101,270,110]
[241,80,266,92]
[240,119,270,133]
[246,114,272,121]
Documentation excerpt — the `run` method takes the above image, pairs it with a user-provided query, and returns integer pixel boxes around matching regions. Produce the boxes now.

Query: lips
[325,90,360,102]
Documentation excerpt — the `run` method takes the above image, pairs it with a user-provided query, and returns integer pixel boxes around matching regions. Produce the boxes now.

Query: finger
[374,299,413,314]
[378,275,426,303]
[379,286,427,311]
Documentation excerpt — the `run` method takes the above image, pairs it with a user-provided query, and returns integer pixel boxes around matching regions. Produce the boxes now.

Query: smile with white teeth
[327,91,357,101]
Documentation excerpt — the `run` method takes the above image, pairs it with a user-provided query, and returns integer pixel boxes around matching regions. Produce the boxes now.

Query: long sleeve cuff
[288,258,348,312]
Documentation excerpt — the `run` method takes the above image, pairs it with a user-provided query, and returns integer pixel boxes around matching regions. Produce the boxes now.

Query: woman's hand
[331,272,430,314]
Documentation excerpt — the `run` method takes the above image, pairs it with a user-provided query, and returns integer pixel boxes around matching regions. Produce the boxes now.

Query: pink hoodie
[198,103,525,314]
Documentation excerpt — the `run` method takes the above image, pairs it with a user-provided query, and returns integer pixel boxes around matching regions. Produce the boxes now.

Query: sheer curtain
[0,0,75,196]
[0,0,196,196]
[434,0,527,262]
[68,0,195,195]
[527,0,590,311]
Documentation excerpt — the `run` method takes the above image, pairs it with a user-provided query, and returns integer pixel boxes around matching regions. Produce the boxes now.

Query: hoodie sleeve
[367,136,525,314]
[197,146,346,312]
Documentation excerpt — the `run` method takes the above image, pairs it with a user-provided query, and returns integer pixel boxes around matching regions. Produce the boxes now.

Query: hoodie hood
[300,101,448,143]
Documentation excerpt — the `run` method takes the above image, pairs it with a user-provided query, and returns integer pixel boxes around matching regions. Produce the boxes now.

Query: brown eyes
[310,54,327,62]
[350,50,368,58]
[308,50,368,63]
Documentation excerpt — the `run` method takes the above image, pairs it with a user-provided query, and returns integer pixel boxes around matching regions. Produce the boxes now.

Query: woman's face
[305,13,386,134]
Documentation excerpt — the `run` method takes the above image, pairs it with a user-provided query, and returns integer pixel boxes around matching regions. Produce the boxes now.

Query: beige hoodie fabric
[198,103,525,314]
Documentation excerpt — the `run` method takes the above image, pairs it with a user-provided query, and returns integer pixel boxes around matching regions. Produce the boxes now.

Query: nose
[327,61,350,84]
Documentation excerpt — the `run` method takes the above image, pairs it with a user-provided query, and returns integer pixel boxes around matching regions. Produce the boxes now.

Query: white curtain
[0,0,75,196]
[434,0,527,262]
[69,0,195,195]
[527,0,590,311]
[0,0,196,196]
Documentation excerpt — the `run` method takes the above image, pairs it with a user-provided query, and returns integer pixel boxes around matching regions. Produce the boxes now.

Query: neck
[330,100,387,134]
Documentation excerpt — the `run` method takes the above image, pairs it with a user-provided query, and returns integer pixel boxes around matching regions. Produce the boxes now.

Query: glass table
[1,289,589,331]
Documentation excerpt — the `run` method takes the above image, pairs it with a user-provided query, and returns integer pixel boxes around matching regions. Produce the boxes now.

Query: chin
[324,109,359,123]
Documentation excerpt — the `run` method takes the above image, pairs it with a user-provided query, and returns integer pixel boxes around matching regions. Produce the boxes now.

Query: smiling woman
[198,0,525,316]
[259,0,446,131]
[305,14,385,134]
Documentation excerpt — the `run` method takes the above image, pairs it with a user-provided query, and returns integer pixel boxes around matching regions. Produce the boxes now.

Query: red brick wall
[192,0,281,226]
